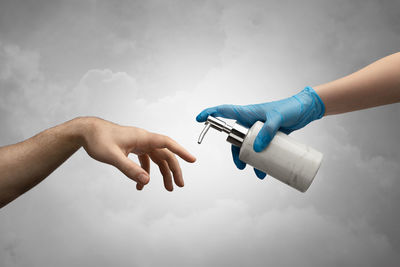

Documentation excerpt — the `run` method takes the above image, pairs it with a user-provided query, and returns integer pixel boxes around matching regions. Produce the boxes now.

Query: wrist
[302,86,326,119]
[64,117,96,147]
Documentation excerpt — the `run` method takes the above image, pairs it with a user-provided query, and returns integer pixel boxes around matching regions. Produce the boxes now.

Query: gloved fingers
[231,145,246,170]
[196,104,242,122]
[253,110,282,152]
[253,168,266,179]
[280,128,294,135]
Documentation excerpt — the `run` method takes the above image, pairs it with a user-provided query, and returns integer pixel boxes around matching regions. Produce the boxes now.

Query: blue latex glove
[196,86,325,179]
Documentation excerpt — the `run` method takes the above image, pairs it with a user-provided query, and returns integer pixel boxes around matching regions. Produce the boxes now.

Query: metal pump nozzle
[198,116,248,147]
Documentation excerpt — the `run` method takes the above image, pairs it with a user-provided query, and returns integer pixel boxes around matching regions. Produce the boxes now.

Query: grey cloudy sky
[0,0,399,266]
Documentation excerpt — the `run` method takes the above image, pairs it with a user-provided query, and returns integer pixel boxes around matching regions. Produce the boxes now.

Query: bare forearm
[0,118,86,208]
[0,116,196,208]
[314,52,400,115]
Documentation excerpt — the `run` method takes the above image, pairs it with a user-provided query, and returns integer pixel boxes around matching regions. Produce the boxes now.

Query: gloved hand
[196,86,325,179]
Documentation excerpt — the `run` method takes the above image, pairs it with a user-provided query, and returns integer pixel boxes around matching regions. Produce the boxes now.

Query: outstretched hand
[196,87,325,179]
[81,117,196,191]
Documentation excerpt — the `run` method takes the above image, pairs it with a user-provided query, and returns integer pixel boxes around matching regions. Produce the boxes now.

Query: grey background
[0,0,399,266]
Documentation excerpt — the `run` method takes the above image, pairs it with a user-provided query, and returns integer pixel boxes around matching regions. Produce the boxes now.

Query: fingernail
[138,174,149,184]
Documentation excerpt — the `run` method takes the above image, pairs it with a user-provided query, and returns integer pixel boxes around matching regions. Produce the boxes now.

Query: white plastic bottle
[198,116,323,192]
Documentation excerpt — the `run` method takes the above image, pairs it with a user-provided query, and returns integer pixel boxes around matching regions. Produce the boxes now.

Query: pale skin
[0,117,196,208]
[315,52,400,115]
[1,53,399,208]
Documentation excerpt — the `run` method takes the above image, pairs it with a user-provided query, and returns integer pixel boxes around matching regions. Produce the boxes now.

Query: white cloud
[0,43,42,84]
[70,69,139,121]
[1,1,400,266]
[1,199,398,267]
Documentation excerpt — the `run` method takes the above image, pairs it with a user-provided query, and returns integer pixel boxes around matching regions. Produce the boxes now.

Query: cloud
[0,43,41,84]
[69,69,139,121]
[1,59,399,266]
[0,43,44,143]
[1,199,398,267]
[136,200,397,267]
[1,1,400,266]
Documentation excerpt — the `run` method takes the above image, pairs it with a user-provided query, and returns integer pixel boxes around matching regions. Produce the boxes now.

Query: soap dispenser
[198,116,323,192]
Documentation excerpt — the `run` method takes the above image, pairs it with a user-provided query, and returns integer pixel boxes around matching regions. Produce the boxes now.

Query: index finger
[196,104,240,122]
[148,133,196,163]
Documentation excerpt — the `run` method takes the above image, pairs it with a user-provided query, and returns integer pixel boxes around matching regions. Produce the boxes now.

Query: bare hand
[80,117,196,191]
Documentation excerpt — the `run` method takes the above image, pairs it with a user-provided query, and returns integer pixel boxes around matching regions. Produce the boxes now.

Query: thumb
[114,154,150,185]
[253,110,282,152]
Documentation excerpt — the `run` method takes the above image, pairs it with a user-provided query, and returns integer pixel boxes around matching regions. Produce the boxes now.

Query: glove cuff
[303,86,325,120]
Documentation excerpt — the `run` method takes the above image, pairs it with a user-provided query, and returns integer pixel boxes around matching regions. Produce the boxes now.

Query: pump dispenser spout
[197,116,323,193]
[198,116,248,147]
